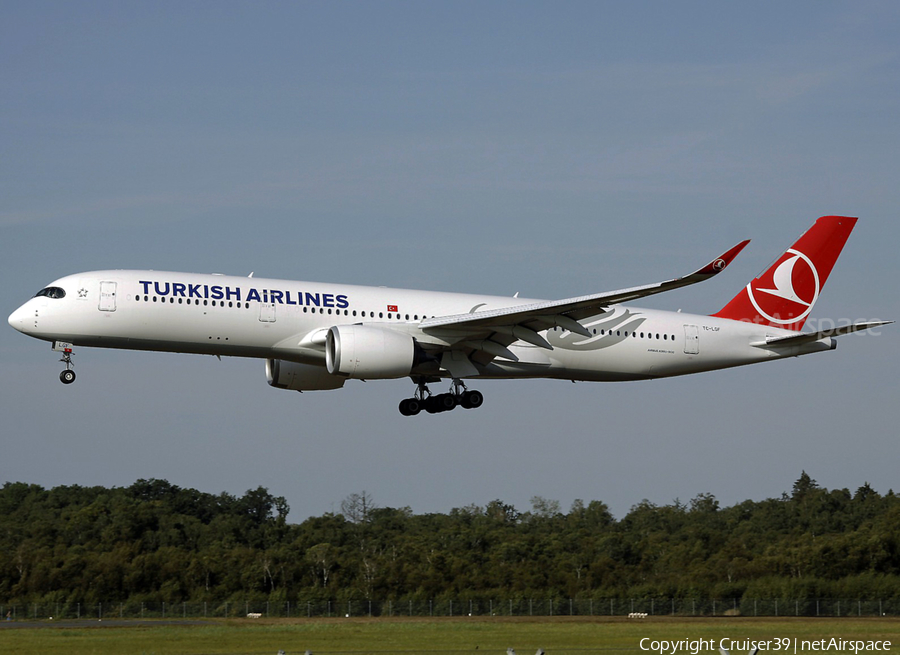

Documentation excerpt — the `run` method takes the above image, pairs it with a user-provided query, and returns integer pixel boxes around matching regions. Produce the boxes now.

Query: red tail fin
[712,216,857,330]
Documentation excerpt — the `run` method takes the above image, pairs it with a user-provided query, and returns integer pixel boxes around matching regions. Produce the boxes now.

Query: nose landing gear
[399,378,484,416]
[54,341,76,384]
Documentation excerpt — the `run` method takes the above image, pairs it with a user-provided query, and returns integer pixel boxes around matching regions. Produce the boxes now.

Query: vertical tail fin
[712,216,857,330]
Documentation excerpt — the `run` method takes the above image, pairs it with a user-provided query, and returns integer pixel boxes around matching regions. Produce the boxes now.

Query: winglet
[692,240,750,278]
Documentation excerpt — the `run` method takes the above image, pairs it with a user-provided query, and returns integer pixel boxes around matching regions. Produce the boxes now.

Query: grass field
[1,616,898,655]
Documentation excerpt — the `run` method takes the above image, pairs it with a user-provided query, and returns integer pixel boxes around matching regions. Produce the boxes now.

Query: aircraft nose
[8,303,30,334]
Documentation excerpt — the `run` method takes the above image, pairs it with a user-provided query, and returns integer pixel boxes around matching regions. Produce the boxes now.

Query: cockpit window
[34,287,66,299]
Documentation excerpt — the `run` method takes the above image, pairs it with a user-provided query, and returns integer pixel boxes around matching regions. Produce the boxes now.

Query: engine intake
[326,325,416,379]
[266,359,345,391]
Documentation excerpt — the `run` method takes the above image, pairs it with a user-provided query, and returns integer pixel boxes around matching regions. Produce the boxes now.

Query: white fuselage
[8,270,835,384]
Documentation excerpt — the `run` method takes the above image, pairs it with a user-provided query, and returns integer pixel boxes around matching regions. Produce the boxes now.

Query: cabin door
[684,324,699,354]
[99,281,117,312]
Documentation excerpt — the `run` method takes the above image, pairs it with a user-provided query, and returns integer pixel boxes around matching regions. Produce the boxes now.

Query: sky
[2,1,898,522]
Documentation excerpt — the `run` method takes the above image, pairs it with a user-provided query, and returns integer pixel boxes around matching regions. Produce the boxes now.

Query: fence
[2,598,898,620]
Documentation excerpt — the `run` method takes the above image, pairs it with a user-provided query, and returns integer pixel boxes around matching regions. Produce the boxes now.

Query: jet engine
[325,325,417,379]
[266,359,346,391]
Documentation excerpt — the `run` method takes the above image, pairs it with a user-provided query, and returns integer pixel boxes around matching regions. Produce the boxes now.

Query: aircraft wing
[419,240,750,340]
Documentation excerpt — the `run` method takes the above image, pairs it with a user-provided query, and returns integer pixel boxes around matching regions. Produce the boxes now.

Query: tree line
[1,473,899,607]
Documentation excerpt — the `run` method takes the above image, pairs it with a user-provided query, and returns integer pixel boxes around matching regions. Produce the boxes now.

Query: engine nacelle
[266,359,346,391]
[325,325,416,379]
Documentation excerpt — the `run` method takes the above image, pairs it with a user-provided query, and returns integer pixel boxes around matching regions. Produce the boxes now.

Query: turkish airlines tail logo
[746,249,819,326]
[713,216,857,330]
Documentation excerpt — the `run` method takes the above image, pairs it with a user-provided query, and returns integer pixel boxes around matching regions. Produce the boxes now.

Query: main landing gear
[398,379,484,416]
[55,342,76,384]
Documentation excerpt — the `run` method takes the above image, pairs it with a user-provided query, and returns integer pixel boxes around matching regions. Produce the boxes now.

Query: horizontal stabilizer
[752,321,892,347]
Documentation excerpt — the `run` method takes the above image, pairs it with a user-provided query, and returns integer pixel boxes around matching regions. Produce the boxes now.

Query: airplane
[8,215,890,416]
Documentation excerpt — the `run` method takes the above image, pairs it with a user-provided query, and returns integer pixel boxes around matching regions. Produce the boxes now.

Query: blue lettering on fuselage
[138,279,351,309]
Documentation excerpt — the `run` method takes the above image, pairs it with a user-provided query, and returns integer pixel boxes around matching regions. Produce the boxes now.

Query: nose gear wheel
[58,349,76,384]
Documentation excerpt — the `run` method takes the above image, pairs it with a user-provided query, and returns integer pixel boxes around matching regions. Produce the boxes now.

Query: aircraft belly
[64,334,279,359]
[47,300,317,361]
[478,342,655,381]
[555,344,657,381]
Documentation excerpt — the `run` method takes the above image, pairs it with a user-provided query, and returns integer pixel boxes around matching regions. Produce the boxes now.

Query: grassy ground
[1,616,898,655]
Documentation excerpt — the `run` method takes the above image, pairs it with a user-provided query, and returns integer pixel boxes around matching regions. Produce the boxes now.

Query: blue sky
[2,1,898,520]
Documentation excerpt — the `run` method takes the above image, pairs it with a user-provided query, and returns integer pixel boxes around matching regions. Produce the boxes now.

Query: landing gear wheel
[435,393,457,412]
[424,396,442,414]
[399,398,422,416]
[400,377,483,416]
[461,389,483,409]
[57,346,76,384]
